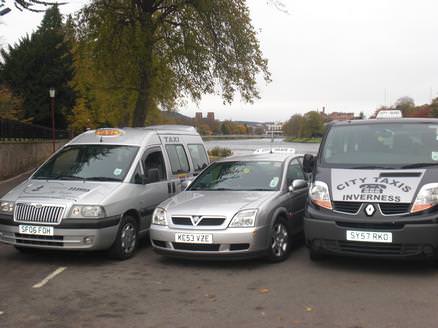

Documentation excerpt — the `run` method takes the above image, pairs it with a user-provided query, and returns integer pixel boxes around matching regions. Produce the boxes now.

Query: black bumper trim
[0,214,121,229]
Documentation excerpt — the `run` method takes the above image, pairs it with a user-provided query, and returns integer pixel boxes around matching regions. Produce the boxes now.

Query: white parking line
[32,267,67,289]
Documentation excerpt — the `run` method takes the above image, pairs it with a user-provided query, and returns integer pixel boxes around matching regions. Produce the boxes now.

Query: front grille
[333,202,362,214]
[14,203,65,225]
[15,233,64,247]
[197,218,225,226]
[322,240,422,256]
[172,243,220,251]
[379,203,410,215]
[172,217,192,225]
[336,222,404,230]
[171,216,225,226]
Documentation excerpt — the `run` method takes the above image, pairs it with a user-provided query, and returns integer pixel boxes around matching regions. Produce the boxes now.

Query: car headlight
[152,208,167,226]
[70,205,105,218]
[0,201,15,214]
[229,209,257,228]
[309,181,332,210]
[411,183,438,214]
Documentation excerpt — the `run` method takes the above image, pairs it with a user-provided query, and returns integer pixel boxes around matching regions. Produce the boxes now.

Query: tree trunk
[132,69,151,127]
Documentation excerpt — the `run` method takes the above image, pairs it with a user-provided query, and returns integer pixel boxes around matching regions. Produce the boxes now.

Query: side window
[143,150,167,182]
[131,163,144,185]
[286,158,305,185]
[165,144,190,174]
[188,144,209,172]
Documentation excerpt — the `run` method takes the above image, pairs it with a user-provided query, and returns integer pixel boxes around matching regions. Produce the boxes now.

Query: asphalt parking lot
[2,177,438,328]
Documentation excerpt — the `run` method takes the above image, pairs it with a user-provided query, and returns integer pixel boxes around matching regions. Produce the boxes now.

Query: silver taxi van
[150,148,309,262]
[0,125,208,260]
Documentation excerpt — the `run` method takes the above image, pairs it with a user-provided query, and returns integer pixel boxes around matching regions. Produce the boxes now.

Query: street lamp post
[49,88,56,153]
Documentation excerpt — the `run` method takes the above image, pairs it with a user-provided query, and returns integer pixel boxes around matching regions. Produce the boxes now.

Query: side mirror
[288,179,308,192]
[303,154,315,174]
[146,168,160,184]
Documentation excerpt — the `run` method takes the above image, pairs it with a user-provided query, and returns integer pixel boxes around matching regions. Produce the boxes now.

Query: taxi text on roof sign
[95,128,124,137]
[376,110,403,119]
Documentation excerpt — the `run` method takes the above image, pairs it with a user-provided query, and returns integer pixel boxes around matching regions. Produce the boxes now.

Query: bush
[208,147,233,158]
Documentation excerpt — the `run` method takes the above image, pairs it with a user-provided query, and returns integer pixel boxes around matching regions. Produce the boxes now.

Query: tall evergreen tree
[0,5,74,128]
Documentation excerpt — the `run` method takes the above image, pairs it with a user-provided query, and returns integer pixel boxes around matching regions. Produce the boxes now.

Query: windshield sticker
[113,168,123,176]
[270,177,279,188]
[331,169,425,203]
[432,152,438,161]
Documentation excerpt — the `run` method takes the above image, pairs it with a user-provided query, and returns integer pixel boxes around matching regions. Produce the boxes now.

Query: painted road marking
[32,267,67,289]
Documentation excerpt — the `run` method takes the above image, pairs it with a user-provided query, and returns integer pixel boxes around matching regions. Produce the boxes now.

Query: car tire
[267,217,291,262]
[108,215,138,260]
[309,248,325,262]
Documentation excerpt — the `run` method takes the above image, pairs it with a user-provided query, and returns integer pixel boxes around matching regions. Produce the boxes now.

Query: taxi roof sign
[95,128,124,137]
[376,110,403,119]
[254,147,296,155]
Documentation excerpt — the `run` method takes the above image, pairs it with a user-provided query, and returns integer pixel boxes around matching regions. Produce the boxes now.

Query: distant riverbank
[284,137,321,143]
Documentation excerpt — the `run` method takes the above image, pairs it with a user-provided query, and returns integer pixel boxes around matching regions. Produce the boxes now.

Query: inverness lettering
[342,194,401,202]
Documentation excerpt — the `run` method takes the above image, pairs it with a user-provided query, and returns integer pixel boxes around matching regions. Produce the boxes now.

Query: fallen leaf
[305,306,313,312]
[258,288,270,294]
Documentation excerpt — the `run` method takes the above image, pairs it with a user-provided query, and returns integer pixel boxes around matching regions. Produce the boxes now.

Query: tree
[302,111,324,137]
[0,5,74,128]
[0,85,24,120]
[430,98,438,118]
[283,114,304,137]
[394,96,415,117]
[1,1,64,14]
[77,0,270,127]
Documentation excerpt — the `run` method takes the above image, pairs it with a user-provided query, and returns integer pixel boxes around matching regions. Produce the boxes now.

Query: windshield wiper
[52,175,84,181]
[84,177,122,182]
[401,163,438,169]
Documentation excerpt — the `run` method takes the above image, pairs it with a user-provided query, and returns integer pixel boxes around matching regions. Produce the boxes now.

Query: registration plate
[19,225,54,236]
[346,230,392,243]
[175,232,213,244]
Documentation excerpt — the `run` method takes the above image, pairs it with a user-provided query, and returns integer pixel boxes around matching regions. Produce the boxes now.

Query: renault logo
[364,204,375,216]
[192,216,202,225]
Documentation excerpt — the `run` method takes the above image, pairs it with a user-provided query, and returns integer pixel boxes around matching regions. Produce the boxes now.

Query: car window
[188,144,209,172]
[286,158,305,185]
[143,150,167,181]
[165,144,190,174]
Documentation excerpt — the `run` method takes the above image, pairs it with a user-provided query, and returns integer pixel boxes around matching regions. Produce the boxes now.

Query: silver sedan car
[150,149,309,261]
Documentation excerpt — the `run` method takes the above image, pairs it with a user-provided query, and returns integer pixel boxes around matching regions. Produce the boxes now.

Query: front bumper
[0,214,120,250]
[150,225,270,259]
[305,217,438,259]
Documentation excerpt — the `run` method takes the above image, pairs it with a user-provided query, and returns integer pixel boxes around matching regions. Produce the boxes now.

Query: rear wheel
[108,215,138,260]
[267,217,291,262]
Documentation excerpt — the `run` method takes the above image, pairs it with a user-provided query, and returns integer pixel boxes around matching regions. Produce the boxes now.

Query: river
[204,138,319,156]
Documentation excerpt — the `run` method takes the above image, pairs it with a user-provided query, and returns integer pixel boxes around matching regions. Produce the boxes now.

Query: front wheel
[108,215,138,260]
[267,217,291,262]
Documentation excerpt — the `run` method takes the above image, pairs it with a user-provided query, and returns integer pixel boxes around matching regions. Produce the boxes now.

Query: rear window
[188,144,209,172]
[165,144,190,174]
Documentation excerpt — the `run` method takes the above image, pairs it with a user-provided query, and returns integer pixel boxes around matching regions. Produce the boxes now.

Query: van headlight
[152,208,167,226]
[0,201,15,214]
[411,183,438,214]
[229,209,257,228]
[70,205,105,218]
[309,181,333,210]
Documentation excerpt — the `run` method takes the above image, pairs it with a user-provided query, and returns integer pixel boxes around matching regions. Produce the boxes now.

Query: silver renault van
[0,125,208,260]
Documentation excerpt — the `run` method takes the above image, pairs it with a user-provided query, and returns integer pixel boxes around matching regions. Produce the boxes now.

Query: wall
[0,140,67,181]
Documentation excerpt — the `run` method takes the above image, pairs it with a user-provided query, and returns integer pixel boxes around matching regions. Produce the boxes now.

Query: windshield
[33,145,139,182]
[322,123,438,168]
[188,161,283,191]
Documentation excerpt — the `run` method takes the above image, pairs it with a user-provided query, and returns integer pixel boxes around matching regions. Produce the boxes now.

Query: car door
[132,146,170,230]
[164,143,192,194]
[285,157,308,233]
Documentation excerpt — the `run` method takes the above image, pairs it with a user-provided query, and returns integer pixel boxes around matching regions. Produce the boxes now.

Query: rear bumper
[0,215,120,250]
[150,224,270,259]
[304,217,438,259]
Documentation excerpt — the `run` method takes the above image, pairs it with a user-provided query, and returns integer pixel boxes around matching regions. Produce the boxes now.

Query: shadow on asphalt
[308,253,438,276]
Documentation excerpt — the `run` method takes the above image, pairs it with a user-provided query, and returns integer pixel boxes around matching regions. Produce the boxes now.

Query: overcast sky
[2,0,438,122]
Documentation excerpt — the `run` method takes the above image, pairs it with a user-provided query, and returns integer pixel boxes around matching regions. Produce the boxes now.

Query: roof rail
[144,125,197,132]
